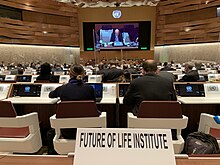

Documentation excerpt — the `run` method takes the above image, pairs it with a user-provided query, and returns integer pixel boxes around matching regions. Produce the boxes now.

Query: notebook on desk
[88,83,103,102]
[175,84,205,97]
[12,84,42,97]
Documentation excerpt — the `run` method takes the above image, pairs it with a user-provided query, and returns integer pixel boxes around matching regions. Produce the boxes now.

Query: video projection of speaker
[83,21,151,51]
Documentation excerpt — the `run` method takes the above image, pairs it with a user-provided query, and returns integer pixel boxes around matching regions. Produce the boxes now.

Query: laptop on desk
[118,83,130,104]
[88,83,103,102]
[0,75,5,81]
[118,83,130,97]
[16,75,32,82]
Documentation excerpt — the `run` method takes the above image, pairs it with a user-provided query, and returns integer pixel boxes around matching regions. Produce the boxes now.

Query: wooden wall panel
[0,0,77,16]
[0,0,79,46]
[22,11,71,26]
[156,0,220,45]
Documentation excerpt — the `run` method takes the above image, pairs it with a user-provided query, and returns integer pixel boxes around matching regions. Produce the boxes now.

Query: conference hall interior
[0,0,220,165]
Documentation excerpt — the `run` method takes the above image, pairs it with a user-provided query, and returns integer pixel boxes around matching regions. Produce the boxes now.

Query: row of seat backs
[0,100,183,119]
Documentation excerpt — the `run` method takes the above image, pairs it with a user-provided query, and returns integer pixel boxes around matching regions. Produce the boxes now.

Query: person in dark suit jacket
[123,60,177,115]
[179,62,199,82]
[49,64,96,140]
[158,71,176,83]
[110,29,123,43]
[98,65,124,82]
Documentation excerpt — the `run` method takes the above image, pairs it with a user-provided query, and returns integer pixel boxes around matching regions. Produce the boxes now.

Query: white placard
[74,128,175,165]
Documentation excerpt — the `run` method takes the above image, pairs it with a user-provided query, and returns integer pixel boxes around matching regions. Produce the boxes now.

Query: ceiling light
[184,27,191,32]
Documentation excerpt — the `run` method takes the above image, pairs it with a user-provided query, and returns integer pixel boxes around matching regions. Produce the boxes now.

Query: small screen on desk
[13,84,41,97]
[119,84,130,97]
[83,75,88,82]
[0,75,5,81]
[175,84,205,97]
[53,75,60,83]
[88,83,103,102]
[16,75,32,82]
[131,74,143,80]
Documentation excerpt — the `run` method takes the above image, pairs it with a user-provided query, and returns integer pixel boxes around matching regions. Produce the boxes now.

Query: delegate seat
[127,101,188,154]
[198,113,220,147]
[50,101,106,154]
[0,101,42,153]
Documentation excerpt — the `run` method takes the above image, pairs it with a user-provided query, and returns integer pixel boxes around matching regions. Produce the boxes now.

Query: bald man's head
[115,29,120,36]
[142,60,158,73]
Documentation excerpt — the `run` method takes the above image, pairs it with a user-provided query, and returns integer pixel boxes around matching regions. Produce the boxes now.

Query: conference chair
[0,101,42,153]
[50,101,106,154]
[127,101,188,154]
[198,113,220,147]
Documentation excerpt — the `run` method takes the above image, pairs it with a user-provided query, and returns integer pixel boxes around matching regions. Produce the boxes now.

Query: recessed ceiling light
[42,31,48,34]
[184,27,191,32]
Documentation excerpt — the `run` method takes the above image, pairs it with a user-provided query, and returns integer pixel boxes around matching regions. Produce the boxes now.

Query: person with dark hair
[123,60,177,115]
[36,62,58,82]
[48,64,97,154]
[49,64,95,101]
[179,62,199,82]
[160,62,174,71]
[123,64,138,82]
[98,64,124,82]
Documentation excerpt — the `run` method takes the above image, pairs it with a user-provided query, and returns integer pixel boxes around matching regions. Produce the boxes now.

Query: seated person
[160,62,175,71]
[36,63,58,83]
[48,64,98,154]
[158,70,176,83]
[123,60,177,116]
[110,29,123,46]
[49,64,95,102]
[179,62,199,82]
[123,64,138,82]
[98,64,124,82]
[49,64,97,139]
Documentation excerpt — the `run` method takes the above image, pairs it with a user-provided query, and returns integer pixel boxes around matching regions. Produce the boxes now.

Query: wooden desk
[1,155,220,165]
[0,155,73,165]
[177,157,220,165]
